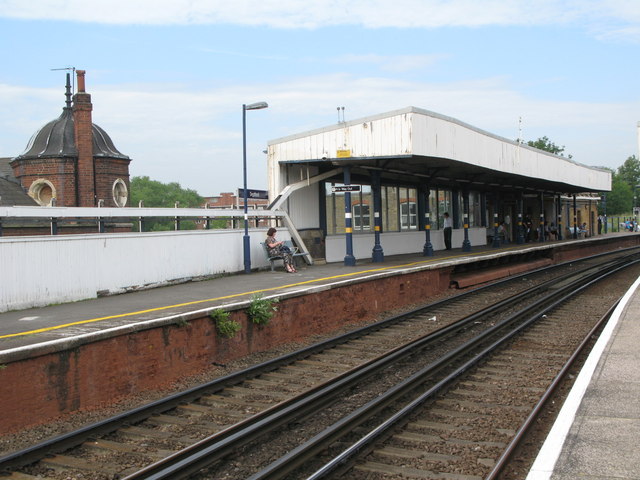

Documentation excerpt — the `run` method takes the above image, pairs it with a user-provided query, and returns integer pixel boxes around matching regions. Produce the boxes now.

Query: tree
[616,155,640,190]
[130,176,204,231]
[603,173,633,215]
[526,136,571,158]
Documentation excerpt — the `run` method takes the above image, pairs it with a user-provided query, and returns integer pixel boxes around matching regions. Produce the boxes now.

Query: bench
[261,241,306,271]
[567,227,586,239]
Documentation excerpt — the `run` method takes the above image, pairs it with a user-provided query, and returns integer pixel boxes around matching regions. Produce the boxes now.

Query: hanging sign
[238,189,269,199]
[332,185,361,193]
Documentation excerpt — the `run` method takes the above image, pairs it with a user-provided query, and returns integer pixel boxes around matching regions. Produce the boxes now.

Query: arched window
[112,178,128,207]
[28,179,56,206]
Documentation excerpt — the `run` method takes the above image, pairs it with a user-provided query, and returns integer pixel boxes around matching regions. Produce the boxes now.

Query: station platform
[0,238,564,354]
[1,234,639,478]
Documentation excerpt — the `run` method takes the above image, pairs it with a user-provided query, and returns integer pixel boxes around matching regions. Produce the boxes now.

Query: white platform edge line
[525,274,640,479]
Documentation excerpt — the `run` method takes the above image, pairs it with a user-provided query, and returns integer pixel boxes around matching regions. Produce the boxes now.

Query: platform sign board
[238,189,269,199]
[331,185,361,193]
[336,149,351,158]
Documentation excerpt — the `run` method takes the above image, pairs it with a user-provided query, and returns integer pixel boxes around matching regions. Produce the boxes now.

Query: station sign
[336,149,351,158]
[237,188,269,199]
[331,185,361,193]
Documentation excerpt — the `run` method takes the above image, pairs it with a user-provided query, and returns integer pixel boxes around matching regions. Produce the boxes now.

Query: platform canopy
[268,107,611,194]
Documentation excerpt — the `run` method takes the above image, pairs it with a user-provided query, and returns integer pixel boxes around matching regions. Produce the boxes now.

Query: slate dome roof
[13,78,129,162]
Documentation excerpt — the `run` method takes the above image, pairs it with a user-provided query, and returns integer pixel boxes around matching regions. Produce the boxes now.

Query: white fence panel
[0,228,283,312]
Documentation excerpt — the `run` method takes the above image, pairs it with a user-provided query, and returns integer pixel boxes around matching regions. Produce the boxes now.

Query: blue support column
[462,190,471,252]
[491,193,500,248]
[492,211,500,248]
[343,166,356,266]
[480,193,487,227]
[539,192,545,242]
[517,194,525,244]
[557,194,563,240]
[423,185,434,256]
[573,194,578,239]
[371,171,384,262]
[603,193,608,234]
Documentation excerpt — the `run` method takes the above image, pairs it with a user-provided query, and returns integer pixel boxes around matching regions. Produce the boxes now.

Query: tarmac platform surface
[1,235,639,478]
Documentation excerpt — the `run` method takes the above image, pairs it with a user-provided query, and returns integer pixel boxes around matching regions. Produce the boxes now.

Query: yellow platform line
[1,248,514,340]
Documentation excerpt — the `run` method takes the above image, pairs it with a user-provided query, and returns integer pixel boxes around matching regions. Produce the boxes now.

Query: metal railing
[0,205,285,236]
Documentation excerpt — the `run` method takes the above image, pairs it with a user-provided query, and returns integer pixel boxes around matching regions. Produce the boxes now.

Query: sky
[0,0,639,196]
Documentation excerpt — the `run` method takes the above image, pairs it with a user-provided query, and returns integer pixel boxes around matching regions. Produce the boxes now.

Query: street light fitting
[241,100,268,274]
[244,101,268,111]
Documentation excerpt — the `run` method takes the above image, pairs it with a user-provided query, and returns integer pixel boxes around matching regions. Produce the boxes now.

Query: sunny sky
[1,0,639,196]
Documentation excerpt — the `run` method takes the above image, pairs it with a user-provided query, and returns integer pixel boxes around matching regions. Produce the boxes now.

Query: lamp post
[242,101,268,274]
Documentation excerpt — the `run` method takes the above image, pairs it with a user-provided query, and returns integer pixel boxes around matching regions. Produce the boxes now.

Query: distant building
[202,191,268,210]
[196,191,269,229]
[1,70,131,208]
[1,70,132,236]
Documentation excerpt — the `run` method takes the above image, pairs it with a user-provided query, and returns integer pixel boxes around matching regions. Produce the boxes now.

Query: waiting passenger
[265,227,297,273]
[443,212,452,250]
[498,222,509,242]
[548,222,558,240]
[578,223,588,237]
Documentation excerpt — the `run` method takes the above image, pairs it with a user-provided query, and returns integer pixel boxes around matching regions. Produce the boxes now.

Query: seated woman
[265,227,297,273]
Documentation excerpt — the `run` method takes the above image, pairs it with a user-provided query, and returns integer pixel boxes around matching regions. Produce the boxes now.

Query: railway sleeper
[354,460,482,480]
[39,454,131,476]
[375,445,460,462]
[82,438,172,458]
[394,430,507,449]
[2,472,41,479]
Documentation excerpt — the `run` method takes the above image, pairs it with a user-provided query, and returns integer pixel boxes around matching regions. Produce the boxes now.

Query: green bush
[210,309,241,338]
[247,295,279,325]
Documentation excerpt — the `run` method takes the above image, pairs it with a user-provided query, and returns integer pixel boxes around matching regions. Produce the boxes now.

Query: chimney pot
[76,70,86,92]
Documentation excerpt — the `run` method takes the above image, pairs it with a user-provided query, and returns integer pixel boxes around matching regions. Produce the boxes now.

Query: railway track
[1,248,639,480]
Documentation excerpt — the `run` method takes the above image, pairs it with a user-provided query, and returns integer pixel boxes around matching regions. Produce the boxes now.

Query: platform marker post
[492,212,500,248]
[423,185,433,256]
[371,171,384,262]
[462,191,471,252]
[343,166,356,266]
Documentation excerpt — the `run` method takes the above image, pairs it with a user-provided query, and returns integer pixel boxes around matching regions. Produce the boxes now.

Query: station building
[267,107,610,263]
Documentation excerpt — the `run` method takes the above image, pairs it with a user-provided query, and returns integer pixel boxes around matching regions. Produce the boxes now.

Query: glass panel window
[469,191,481,227]
[429,188,438,229]
[400,188,418,230]
[437,189,452,229]
[383,186,399,232]
[353,203,371,230]
[357,185,373,232]
[325,182,372,234]
[325,182,345,234]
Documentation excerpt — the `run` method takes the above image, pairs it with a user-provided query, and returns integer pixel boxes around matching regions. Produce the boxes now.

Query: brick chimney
[73,70,95,206]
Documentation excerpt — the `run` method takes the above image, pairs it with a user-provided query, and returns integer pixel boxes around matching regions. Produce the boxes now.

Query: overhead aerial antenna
[51,66,76,93]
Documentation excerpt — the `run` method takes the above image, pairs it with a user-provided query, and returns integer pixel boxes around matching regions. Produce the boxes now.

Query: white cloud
[335,54,446,72]
[2,73,637,194]
[0,0,638,37]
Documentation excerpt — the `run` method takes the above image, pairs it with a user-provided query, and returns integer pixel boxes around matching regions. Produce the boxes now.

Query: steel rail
[120,264,565,480]
[252,257,640,480]
[120,254,637,479]
[483,300,620,480]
